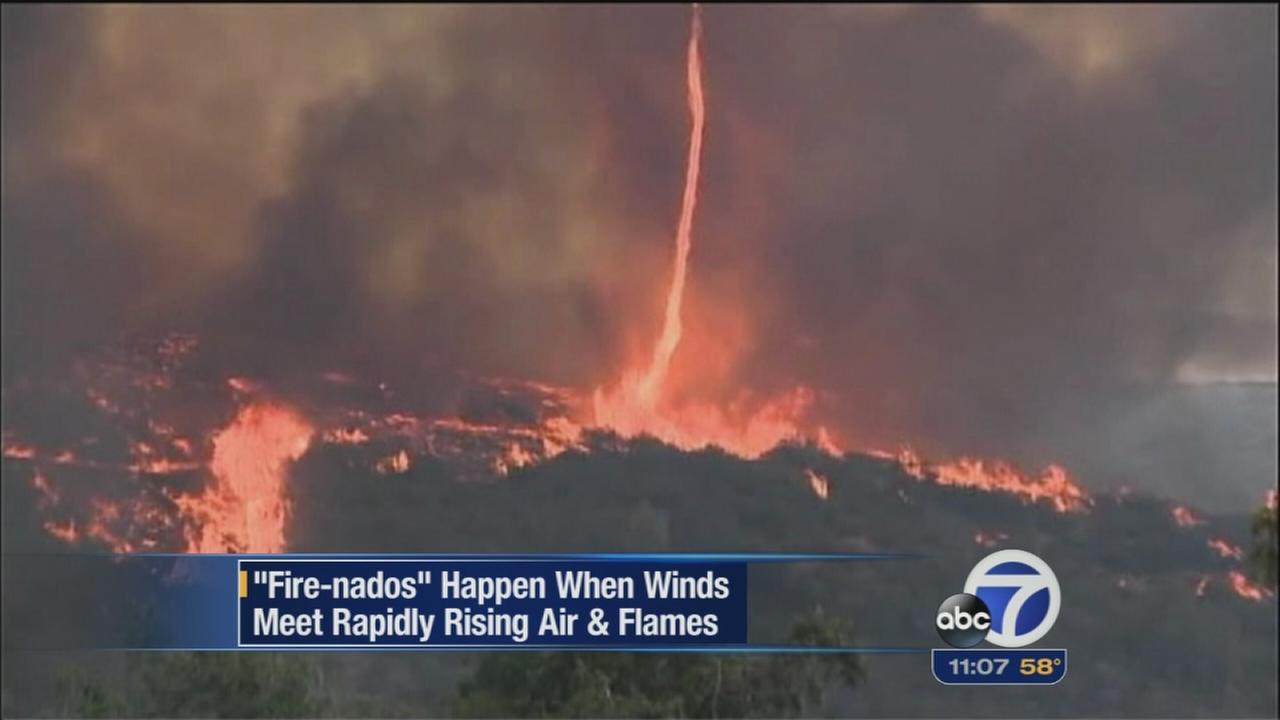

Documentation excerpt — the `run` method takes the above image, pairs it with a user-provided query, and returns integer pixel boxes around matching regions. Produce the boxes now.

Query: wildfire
[934,459,1087,513]
[1226,571,1273,602]
[30,470,59,508]
[805,469,830,500]
[1193,572,1275,602]
[44,520,80,544]
[83,498,142,553]
[874,447,1090,513]
[495,442,536,476]
[6,439,197,475]
[1171,504,1205,528]
[591,6,833,458]
[177,402,313,553]
[1207,538,1244,561]
[622,2,704,411]
[973,530,1009,548]
[6,9,1256,566]
[375,449,411,475]
[581,5,1095,518]
[3,440,36,459]
[324,427,371,444]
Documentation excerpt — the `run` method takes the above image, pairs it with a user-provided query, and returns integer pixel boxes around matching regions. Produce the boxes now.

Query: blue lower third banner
[238,558,745,648]
[932,649,1067,685]
[6,553,920,652]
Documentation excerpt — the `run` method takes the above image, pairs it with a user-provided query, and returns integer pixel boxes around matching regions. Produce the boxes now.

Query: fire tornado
[594,5,825,458]
[642,3,704,405]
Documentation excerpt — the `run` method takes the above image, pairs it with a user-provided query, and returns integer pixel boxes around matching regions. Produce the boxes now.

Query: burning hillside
[2,329,1273,608]
[1,9,1270,618]
[5,398,1276,717]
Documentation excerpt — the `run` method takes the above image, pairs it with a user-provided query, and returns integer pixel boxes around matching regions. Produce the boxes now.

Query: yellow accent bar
[239,570,248,598]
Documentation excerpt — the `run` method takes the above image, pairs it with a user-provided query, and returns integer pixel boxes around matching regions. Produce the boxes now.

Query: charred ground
[3,368,1276,716]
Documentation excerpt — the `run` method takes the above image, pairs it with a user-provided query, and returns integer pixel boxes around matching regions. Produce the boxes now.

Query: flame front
[1171,504,1205,528]
[805,468,830,500]
[178,402,313,553]
[1226,571,1273,602]
[875,447,1090,513]
[1207,537,1244,560]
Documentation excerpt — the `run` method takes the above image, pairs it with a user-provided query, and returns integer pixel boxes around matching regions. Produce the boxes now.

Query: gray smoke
[3,5,1276,505]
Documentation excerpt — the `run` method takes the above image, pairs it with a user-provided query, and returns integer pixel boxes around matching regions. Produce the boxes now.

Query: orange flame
[1170,504,1204,528]
[226,376,259,394]
[931,460,1088,513]
[3,440,37,460]
[644,2,704,405]
[495,442,536,476]
[1207,537,1244,561]
[375,449,411,475]
[83,498,139,553]
[1226,570,1273,602]
[595,5,714,439]
[44,520,80,544]
[583,5,1096,511]
[591,7,831,458]
[30,470,59,508]
[178,402,312,553]
[324,427,371,445]
[877,447,1089,512]
[805,469,830,500]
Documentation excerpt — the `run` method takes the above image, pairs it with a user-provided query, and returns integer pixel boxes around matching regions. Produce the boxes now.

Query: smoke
[3,6,1276,475]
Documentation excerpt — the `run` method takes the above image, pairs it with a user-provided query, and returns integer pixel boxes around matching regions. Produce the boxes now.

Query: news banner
[21,550,1065,684]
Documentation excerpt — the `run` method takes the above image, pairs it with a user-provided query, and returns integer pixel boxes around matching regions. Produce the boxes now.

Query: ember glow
[29,470,58,508]
[1226,571,1273,602]
[1207,537,1244,561]
[3,440,36,460]
[324,427,371,445]
[375,449,411,475]
[805,469,830,501]
[1171,504,1205,528]
[177,402,313,553]
[973,530,1009,548]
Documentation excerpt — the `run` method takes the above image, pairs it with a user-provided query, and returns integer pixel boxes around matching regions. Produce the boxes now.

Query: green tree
[57,653,329,718]
[1250,496,1278,589]
[57,668,129,719]
[453,609,865,718]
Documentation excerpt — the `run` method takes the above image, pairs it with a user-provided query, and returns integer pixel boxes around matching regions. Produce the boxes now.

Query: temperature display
[932,649,1067,685]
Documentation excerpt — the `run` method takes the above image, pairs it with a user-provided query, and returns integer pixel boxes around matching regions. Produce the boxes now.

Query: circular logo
[935,593,991,648]
[963,549,1060,648]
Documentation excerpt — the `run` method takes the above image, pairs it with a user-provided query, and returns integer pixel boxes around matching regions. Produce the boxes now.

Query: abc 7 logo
[936,549,1061,648]
[935,593,991,648]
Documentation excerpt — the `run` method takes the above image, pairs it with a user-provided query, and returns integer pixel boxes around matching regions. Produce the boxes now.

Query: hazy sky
[3,4,1276,458]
